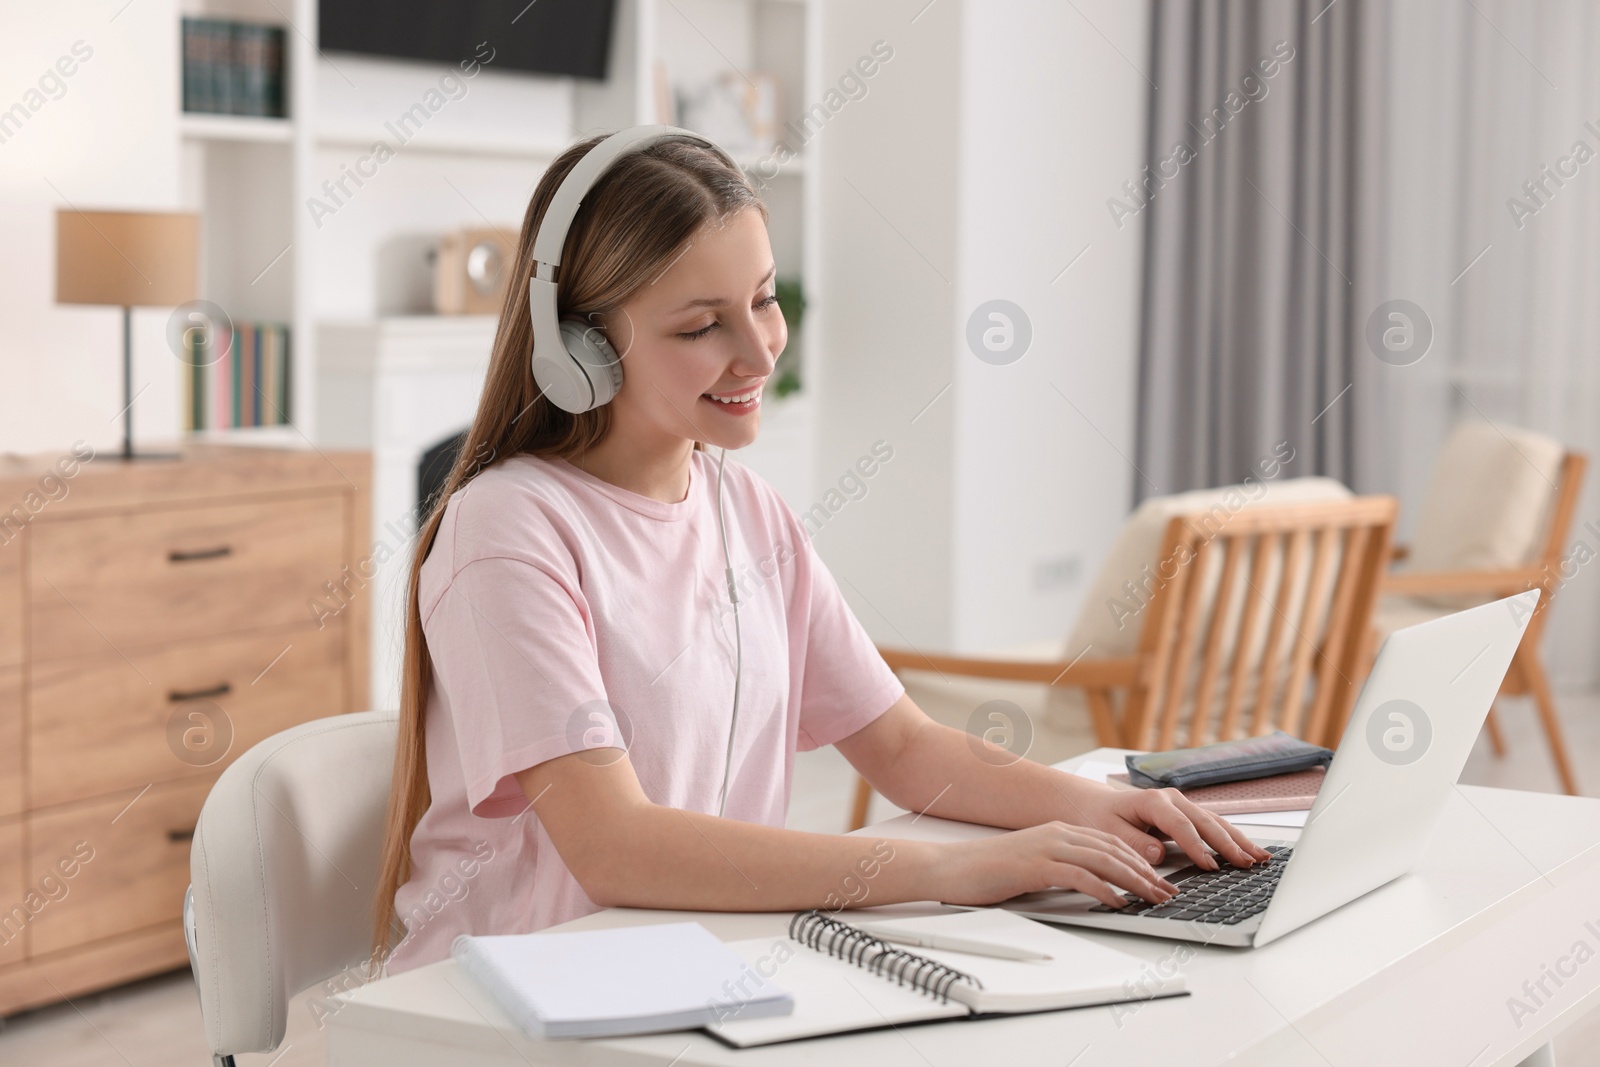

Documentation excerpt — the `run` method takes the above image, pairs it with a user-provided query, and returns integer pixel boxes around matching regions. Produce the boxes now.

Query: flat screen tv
[318,0,616,80]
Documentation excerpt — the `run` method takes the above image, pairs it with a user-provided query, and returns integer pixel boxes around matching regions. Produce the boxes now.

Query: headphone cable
[714,446,743,818]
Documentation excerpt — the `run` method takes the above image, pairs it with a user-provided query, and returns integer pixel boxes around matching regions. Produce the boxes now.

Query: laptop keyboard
[1087,844,1294,925]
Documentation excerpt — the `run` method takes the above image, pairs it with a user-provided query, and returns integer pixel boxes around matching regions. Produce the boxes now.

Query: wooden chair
[1380,423,1586,795]
[853,494,1398,829]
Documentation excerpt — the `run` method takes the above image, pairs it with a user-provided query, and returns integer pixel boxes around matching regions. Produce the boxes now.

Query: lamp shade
[55,209,199,308]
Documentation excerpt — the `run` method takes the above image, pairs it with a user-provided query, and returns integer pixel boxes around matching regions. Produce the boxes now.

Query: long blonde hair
[370,132,766,962]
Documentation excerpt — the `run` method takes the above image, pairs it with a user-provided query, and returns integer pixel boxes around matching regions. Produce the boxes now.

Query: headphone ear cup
[559,318,623,410]
[535,318,623,414]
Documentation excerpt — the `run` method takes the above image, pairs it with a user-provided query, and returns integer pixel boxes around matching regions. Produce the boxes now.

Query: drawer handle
[168,545,232,563]
[169,682,232,703]
[168,827,196,843]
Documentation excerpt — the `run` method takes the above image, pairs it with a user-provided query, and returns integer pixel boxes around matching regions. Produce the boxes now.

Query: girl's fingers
[1049,864,1135,909]
[1058,825,1176,892]
[1107,819,1170,867]
[1065,823,1161,878]
[1059,843,1175,903]
[1167,793,1270,865]
[1139,797,1224,870]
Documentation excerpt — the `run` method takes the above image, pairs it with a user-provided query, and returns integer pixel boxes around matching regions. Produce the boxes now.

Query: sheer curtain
[1134,0,1600,685]
[1377,0,1600,686]
[1133,0,1387,497]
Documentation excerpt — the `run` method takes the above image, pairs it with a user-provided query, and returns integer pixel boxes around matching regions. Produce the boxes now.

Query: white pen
[857,926,1053,962]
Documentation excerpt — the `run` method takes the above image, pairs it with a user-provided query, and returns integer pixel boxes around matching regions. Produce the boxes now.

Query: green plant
[774,276,806,397]
[775,276,807,332]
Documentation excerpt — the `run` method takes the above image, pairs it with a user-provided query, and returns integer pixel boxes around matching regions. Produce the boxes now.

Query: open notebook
[708,908,1187,1047]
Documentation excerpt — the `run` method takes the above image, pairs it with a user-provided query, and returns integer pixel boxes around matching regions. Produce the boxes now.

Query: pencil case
[1124,730,1334,790]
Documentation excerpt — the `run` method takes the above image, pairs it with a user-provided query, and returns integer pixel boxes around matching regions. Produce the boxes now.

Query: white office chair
[183,709,399,1067]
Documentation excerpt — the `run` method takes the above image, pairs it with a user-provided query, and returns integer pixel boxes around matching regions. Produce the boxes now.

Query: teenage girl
[373,128,1268,974]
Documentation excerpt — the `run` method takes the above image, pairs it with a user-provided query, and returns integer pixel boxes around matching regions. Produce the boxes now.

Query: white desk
[329,750,1600,1066]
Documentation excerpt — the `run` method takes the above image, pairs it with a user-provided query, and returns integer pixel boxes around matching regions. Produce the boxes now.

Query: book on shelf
[181,18,287,119]
[183,320,291,432]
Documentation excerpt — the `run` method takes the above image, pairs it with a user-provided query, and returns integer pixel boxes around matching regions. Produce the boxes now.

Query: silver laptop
[983,590,1539,948]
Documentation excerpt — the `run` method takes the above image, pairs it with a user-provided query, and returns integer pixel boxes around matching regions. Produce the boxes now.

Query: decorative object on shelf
[54,209,199,461]
[180,319,291,432]
[676,71,780,160]
[181,18,287,119]
[433,228,518,314]
[774,275,806,397]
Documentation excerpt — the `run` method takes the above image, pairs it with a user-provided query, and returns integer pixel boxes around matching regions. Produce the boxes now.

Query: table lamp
[55,208,200,460]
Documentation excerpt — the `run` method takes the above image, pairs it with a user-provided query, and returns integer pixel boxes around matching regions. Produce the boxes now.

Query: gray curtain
[1133,0,1388,500]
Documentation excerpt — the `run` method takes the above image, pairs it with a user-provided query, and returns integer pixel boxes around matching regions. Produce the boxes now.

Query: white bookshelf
[185,424,305,445]
[311,129,572,160]
[179,112,293,143]
[176,0,820,473]
[176,0,314,439]
[174,0,823,706]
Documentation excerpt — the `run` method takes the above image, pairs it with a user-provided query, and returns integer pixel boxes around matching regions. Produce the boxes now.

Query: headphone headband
[529,125,718,413]
[531,125,715,273]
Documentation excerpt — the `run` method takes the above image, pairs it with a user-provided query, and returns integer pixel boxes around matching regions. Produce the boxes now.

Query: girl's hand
[931,822,1181,909]
[1071,780,1272,871]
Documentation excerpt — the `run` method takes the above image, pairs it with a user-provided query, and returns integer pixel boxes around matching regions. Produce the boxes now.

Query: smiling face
[597,207,786,453]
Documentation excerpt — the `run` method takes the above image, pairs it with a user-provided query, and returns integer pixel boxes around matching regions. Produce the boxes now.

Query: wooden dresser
[0,443,370,1016]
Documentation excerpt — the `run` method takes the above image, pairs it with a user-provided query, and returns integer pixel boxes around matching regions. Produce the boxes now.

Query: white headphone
[528,124,718,415]
[529,126,746,816]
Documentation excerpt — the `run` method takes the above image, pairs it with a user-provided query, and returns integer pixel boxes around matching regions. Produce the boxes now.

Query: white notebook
[451,922,793,1039]
[708,909,1187,1047]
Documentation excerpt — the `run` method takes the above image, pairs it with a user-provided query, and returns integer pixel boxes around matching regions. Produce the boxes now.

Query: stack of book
[182,321,291,431]
[181,18,287,118]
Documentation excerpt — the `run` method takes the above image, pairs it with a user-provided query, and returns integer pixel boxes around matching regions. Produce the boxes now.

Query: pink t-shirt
[384,448,905,975]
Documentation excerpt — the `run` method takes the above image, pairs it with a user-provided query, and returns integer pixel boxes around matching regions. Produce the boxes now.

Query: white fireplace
[317,315,498,709]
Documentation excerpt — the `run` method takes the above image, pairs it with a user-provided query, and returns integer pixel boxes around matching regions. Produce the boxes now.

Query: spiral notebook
[708,909,1187,1047]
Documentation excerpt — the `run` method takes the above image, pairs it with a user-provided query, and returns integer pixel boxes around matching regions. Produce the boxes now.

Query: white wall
[4,0,1151,665]
[952,0,1149,652]
[1373,2,1600,688]
[815,0,1150,654]
[0,0,183,456]
[813,0,962,649]
[308,53,572,319]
